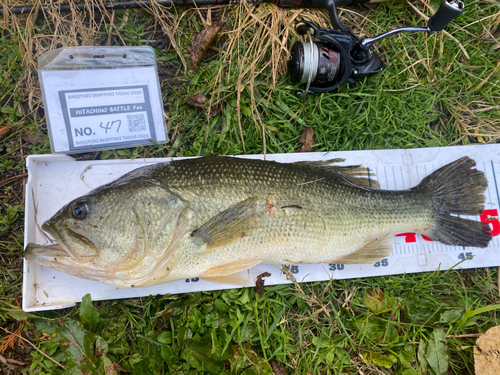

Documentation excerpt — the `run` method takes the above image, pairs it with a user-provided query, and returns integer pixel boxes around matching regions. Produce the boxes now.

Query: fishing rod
[1,0,464,93]
[0,0,365,16]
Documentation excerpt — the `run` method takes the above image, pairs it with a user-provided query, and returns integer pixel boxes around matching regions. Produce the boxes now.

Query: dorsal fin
[294,159,380,189]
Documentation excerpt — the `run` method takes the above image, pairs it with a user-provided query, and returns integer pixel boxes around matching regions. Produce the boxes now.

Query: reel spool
[289,41,341,93]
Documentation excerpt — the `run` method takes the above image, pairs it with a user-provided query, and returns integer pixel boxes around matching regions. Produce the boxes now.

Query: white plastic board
[23,145,500,311]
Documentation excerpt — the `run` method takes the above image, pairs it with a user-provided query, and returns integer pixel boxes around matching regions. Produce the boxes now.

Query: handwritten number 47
[100,120,121,134]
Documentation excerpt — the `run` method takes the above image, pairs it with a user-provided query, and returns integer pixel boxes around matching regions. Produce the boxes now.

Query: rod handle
[427,0,464,33]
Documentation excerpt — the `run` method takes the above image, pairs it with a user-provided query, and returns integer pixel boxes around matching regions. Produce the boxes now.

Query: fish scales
[25,156,492,287]
[147,157,433,282]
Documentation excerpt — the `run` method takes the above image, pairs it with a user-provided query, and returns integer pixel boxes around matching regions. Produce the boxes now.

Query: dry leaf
[270,359,286,375]
[474,325,500,374]
[187,93,209,108]
[186,94,223,117]
[22,133,46,144]
[209,101,223,117]
[493,25,500,39]
[111,362,132,373]
[5,358,26,366]
[190,19,226,69]
[458,57,482,72]
[255,272,271,298]
[0,126,10,142]
[296,127,316,152]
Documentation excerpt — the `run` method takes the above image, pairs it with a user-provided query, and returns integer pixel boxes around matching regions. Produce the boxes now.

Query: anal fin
[335,236,393,264]
[200,259,260,286]
[202,272,253,287]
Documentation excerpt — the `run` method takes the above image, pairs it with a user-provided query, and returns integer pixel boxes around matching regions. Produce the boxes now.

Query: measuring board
[23,145,500,311]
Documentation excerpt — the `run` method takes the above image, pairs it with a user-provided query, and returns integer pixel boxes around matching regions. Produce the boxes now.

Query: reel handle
[428,0,464,33]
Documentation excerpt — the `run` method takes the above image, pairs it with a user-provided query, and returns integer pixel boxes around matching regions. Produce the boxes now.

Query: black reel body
[286,0,464,93]
[288,22,383,93]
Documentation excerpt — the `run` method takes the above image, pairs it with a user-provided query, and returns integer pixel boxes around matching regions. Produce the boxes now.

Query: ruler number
[185,278,200,283]
[329,263,345,271]
[458,252,473,261]
[282,265,299,274]
[374,259,389,267]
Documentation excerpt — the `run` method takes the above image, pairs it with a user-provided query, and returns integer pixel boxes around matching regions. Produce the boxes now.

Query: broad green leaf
[161,301,185,317]
[161,345,179,366]
[58,320,97,373]
[398,344,416,368]
[158,332,173,344]
[385,323,399,344]
[401,369,419,375]
[242,360,274,375]
[369,352,398,369]
[439,309,462,324]
[426,328,449,375]
[79,294,101,333]
[108,340,130,355]
[241,322,258,342]
[242,106,252,117]
[214,299,230,313]
[365,289,394,314]
[128,353,144,367]
[94,336,109,359]
[239,289,250,305]
[356,317,385,342]
[32,318,57,334]
[100,150,113,160]
[230,345,259,372]
[132,358,152,374]
[57,319,112,375]
[182,348,225,373]
[6,309,39,321]
[185,338,212,354]
[117,149,130,157]
[296,298,307,310]
[417,340,428,375]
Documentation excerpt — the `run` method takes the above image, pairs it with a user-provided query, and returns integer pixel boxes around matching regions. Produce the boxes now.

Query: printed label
[58,86,156,151]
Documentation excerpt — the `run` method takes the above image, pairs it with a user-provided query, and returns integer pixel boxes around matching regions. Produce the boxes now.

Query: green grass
[1,0,500,373]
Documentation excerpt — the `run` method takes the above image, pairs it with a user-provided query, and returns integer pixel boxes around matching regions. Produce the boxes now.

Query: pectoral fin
[191,197,259,250]
[335,236,393,264]
[200,259,261,286]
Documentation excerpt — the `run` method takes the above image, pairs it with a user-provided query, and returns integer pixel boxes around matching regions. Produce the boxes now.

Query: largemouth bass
[25,156,492,288]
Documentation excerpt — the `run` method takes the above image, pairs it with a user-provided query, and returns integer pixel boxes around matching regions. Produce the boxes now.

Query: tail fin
[418,156,492,248]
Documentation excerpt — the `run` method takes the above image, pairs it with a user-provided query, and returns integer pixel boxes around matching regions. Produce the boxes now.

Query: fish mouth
[37,221,98,263]
[24,242,72,261]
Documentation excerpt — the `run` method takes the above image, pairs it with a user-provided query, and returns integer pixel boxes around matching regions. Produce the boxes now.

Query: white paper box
[23,145,500,311]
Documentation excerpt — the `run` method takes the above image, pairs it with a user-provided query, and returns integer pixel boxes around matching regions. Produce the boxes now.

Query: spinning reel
[285,0,464,94]
[1,0,464,95]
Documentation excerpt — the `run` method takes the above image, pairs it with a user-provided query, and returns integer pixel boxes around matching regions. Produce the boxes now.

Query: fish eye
[71,201,90,219]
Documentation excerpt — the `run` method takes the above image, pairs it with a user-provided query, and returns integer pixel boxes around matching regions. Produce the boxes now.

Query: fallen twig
[0,327,66,370]
[0,173,28,188]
